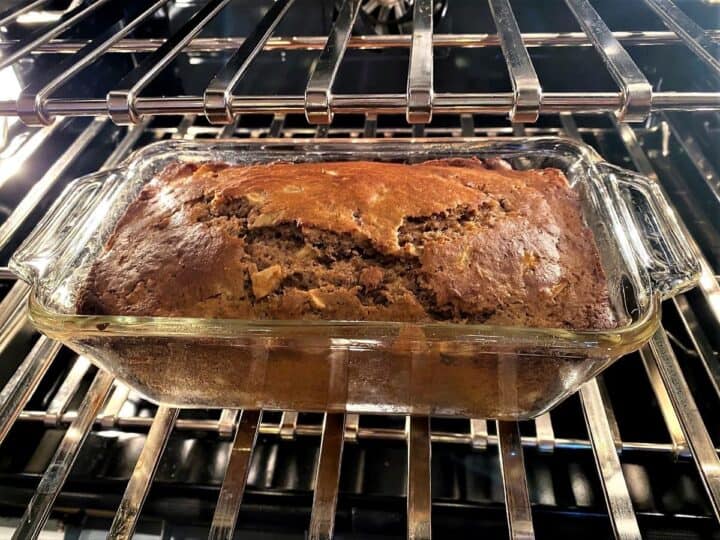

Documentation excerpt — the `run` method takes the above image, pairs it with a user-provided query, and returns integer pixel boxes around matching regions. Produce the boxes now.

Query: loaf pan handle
[600,162,700,300]
[9,169,117,286]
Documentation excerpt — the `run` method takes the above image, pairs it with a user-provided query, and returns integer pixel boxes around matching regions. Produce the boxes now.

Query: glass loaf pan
[10,138,700,420]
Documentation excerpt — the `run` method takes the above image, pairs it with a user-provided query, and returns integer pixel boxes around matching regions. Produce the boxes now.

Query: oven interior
[0,0,718,538]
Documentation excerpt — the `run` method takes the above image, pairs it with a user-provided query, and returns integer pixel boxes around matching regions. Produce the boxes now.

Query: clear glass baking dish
[10,138,699,419]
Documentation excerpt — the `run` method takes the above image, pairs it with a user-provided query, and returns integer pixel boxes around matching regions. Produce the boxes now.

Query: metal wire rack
[0,0,718,125]
[0,109,717,539]
[0,0,718,538]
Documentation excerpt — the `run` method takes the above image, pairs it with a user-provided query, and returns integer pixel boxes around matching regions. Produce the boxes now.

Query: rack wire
[0,0,718,125]
[0,110,716,539]
[0,1,718,538]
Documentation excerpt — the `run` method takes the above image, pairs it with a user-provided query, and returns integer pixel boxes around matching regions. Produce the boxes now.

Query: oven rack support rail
[0,112,718,539]
[0,0,719,125]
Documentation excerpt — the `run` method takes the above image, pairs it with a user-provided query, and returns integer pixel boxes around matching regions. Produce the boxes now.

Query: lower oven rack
[0,112,717,539]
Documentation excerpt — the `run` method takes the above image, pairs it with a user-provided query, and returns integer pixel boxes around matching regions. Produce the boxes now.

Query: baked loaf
[77,158,618,329]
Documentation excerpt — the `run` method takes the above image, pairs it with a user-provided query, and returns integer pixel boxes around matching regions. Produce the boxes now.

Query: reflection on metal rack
[204,0,295,124]
[639,346,690,458]
[0,281,34,444]
[2,31,720,54]
[109,406,179,540]
[99,381,130,429]
[0,335,60,444]
[16,0,170,126]
[580,380,641,540]
[645,0,720,76]
[0,118,106,251]
[309,413,346,540]
[405,0,433,124]
[11,404,720,454]
[0,0,719,123]
[3,90,719,121]
[0,0,84,26]
[497,421,534,540]
[0,110,717,538]
[209,409,260,540]
[12,370,114,540]
[488,0,541,123]
[107,0,233,125]
[649,330,720,520]
[0,122,62,190]
[407,416,432,540]
[305,0,362,124]
[0,1,53,29]
[565,0,652,121]
[533,413,555,454]
[43,355,90,426]
[0,0,115,71]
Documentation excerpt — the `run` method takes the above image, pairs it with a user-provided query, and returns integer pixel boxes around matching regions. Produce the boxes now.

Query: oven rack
[0,0,719,126]
[0,112,718,539]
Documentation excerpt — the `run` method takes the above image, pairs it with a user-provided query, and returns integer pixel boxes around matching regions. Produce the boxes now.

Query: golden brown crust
[77,158,617,329]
